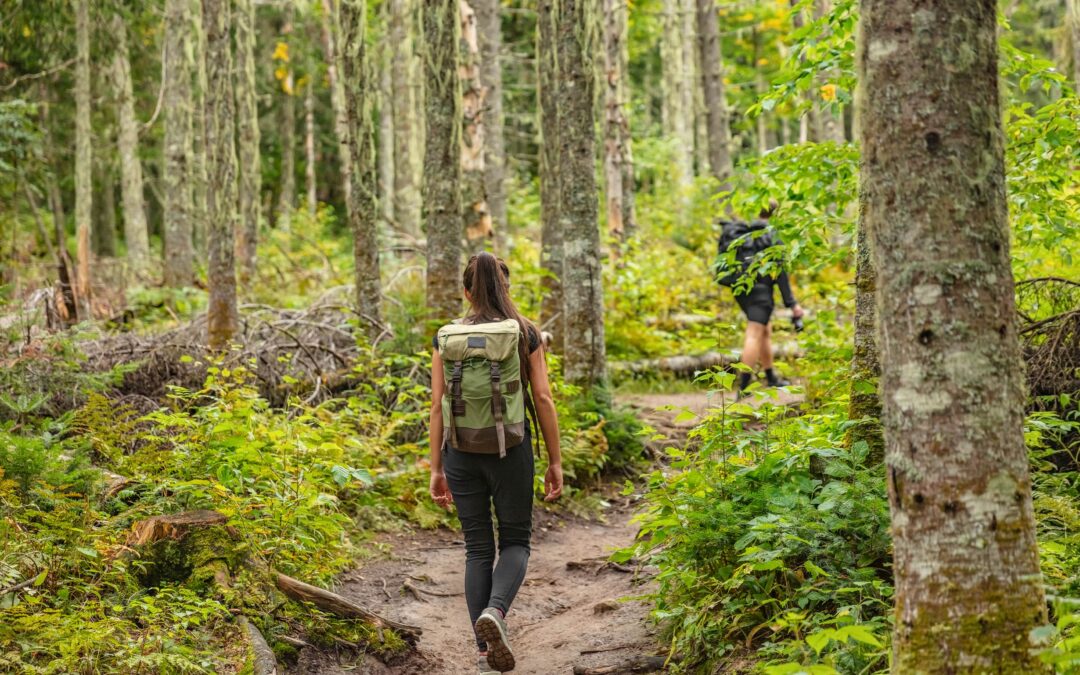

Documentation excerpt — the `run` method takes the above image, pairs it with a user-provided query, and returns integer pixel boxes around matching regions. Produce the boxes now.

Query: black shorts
[735,285,775,325]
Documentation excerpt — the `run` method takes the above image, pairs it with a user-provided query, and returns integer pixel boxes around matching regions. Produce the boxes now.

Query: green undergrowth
[622,371,1080,674]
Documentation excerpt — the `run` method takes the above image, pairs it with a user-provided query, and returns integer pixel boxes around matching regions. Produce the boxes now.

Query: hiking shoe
[477,656,499,675]
[475,607,515,672]
[767,376,791,387]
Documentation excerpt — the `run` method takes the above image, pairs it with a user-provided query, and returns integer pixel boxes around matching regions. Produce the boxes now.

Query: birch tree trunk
[277,4,297,232]
[378,54,395,226]
[110,13,151,271]
[459,0,492,251]
[306,78,319,216]
[388,0,420,237]
[423,0,463,320]
[860,1,1048,669]
[660,0,694,184]
[234,0,261,275]
[695,0,733,185]
[202,0,239,350]
[190,0,210,255]
[74,0,93,319]
[164,0,195,288]
[320,0,352,205]
[557,0,606,390]
[474,0,507,250]
[601,0,628,244]
[342,0,384,332]
[538,0,563,352]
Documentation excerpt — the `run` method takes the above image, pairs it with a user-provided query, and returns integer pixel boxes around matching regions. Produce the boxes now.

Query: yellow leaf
[272,41,290,63]
[820,83,838,102]
[22,25,32,38]
[757,57,770,66]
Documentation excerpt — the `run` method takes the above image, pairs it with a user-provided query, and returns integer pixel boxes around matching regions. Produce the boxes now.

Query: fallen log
[239,617,279,675]
[273,571,423,644]
[573,655,668,674]
[610,344,802,377]
[126,510,229,546]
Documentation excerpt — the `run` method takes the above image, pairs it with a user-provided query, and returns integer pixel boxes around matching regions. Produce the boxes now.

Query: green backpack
[437,319,532,458]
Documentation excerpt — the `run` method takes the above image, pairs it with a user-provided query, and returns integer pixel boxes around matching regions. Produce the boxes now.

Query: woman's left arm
[429,350,453,508]
[528,346,563,501]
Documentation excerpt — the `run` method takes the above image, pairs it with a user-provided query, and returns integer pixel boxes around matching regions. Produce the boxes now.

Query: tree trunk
[618,8,636,238]
[320,0,352,206]
[93,155,118,258]
[378,51,394,226]
[695,0,733,185]
[1070,0,1080,92]
[388,0,420,238]
[557,0,606,390]
[661,0,693,184]
[848,222,882,462]
[601,0,628,245]
[474,0,507,251]
[74,0,93,319]
[341,0,384,334]
[202,0,240,350]
[40,90,79,319]
[859,1,1048,670]
[459,0,491,251]
[422,0,463,321]
[190,0,210,255]
[234,0,261,276]
[815,0,846,144]
[110,14,151,271]
[277,5,297,232]
[753,29,769,155]
[163,0,195,288]
[537,0,563,352]
[306,78,319,216]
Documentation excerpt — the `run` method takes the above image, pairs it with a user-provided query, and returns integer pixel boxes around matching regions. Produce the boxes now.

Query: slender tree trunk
[74,0,93,319]
[661,0,693,184]
[94,156,118,257]
[320,0,352,206]
[202,0,239,349]
[164,0,195,288]
[753,29,769,155]
[816,0,846,144]
[342,0,384,332]
[848,221,882,462]
[234,0,261,275]
[537,0,563,352]
[388,0,420,238]
[306,78,319,216]
[474,0,507,251]
[696,0,733,185]
[190,0,210,255]
[601,0,627,245]
[860,1,1048,669]
[39,93,78,320]
[277,5,297,232]
[1069,0,1080,92]
[557,0,606,390]
[459,0,492,251]
[378,53,395,226]
[110,13,151,270]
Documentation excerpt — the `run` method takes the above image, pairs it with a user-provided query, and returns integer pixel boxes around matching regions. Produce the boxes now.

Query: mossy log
[239,616,279,675]
[611,344,802,377]
[572,655,668,674]
[273,571,422,644]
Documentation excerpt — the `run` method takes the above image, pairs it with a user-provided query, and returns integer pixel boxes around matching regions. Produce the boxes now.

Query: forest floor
[289,388,800,674]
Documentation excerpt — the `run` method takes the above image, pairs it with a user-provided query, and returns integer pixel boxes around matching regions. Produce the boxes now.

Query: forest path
[289,389,804,674]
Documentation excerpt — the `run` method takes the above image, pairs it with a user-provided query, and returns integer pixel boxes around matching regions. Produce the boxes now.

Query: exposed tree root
[572,654,668,674]
[239,616,280,675]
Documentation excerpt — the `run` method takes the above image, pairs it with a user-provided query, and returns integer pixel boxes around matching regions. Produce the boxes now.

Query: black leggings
[443,438,535,650]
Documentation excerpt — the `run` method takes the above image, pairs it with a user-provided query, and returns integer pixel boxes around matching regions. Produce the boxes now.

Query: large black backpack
[715,220,773,287]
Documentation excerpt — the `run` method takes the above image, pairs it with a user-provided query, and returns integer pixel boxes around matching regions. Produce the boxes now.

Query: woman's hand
[544,463,563,502]
[430,472,453,509]
[792,304,805,319]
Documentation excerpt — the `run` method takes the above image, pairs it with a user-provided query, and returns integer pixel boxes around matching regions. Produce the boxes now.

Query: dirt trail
[289,392,748,674]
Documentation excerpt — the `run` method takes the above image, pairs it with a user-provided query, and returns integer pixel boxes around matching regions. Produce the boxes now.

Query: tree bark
[537,0,563,352]
[557,0,606,390]
[320,0,352,206]
[848,222,882,463]
[306,77,319,216]
[40,90,79,319]
[388,0,420,238]
[423,0,463,321]
[277,5,297,232]
[163,0,195,288]
[341,0,384,334]
[378,49,395,226]
[859,1,1048,670]
[110,13,151,271]
[202,0,240,350]
[234,0,261,276]
[696,0,733,185]
[601,0,629,246]
[661,0,693,184]
[190,0,210,255]
[74,0,93,319]
[459,0,492,251]
[93,155,118,258]
[1070,0,1080,92]
[474,0,507,251]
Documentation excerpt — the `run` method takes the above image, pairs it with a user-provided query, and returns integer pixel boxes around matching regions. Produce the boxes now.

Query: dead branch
[238,616,280,675]
[573,655,668,674]
[273,571,422,643]
[402,579,463,598]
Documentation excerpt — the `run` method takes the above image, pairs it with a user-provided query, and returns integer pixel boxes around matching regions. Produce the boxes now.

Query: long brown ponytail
[462,252,539,385]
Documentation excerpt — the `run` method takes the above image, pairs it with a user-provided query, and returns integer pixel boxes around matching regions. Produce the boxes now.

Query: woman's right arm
[429,350,453,508]
[528,346,563,502]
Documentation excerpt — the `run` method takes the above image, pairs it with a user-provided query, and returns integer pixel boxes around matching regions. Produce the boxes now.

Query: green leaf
[32,570,47,587]
[805,629,834,655]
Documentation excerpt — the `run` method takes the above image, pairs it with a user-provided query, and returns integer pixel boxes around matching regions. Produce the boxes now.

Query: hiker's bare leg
[741,321,767,371]
[760,323,774,371]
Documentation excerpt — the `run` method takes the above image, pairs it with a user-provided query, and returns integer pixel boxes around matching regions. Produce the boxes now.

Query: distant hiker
[428,252,564,674]
[716,200,805,396]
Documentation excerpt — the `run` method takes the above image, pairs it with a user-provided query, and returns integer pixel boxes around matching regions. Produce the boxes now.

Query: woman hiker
[428,252,564,673]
